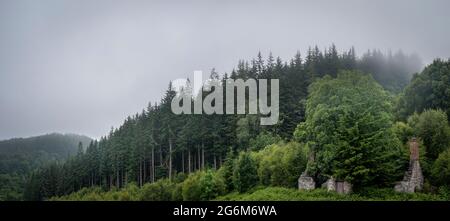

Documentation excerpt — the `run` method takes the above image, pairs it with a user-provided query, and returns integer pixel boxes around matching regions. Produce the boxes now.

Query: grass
[50,184,450,201]
[215,186,449,201]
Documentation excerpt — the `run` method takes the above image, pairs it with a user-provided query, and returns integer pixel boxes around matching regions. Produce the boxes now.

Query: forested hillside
[0,133,91,200]
[20,45,445,201]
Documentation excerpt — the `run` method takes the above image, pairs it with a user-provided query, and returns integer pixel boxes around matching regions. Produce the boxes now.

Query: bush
[233,152,258,193]
[254,142,307,187]
[431,149,450,187]
[182,170,225,201]
[140,179,174,201]
[407,109,450,160]
[392,122,413,144]
[117,182,140,201]
[217,150,235,192]
[171,183,183,201]
[216,187,445,201]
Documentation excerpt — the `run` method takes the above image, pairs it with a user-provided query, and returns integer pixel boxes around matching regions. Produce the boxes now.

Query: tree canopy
[397,59,450,120]
[294,71,405,187]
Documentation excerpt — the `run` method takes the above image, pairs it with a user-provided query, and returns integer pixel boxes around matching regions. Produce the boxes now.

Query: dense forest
[0,133,91,200]
[8,45,450,201]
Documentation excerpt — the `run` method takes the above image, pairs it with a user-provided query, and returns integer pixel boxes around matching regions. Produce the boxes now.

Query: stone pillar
[298,172,315,190]
[410,137,419,161]
[325,177,336,192]
[341,181,352,194]
[394,137,424,193]
[323,177,352,194]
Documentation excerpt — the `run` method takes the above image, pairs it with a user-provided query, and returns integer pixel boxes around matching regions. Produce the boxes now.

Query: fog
[1,0,449,140]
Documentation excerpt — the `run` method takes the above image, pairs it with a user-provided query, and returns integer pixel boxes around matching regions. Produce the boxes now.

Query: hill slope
[0,133,92,200]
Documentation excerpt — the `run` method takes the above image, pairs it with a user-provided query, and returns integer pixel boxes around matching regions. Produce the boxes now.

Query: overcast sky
[0,0,449,140]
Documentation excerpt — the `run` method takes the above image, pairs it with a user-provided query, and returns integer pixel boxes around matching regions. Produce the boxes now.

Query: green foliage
[397,59,450,120]
[182,170,225,201]
[52,183,142,201]
[249,132,282,151]
[0,174,24,201]
[171,183,183,201]
[392,122,414,144]
[407,109,450,160]
[0,133,91,200]
[254,142,307,187]
[52,184,447,201]
[431,149,450,187]
[233,152,259,193]
[139,179,175,201]
[295,71,405,187]
[216,187,445,201]
[217,150,235,192]
[17,47,425,200]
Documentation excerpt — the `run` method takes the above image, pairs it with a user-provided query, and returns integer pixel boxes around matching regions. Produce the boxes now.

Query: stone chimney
[394,137,423,193]
[410,137,419,161]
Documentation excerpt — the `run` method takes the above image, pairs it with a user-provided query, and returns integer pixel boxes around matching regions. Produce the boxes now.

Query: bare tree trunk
[159,146,163,166]
[125,170,128,186]
[116,169,119,188]
[139,160,142,187]
[193,151,196,171]
[188,150,191,174]
[182,150,185,173]
[169,139,172,180]
[214,154,217,170]
[202,143,205,170]
[152,147,155,183]
[197,145,200,170]
[143,158,146,184]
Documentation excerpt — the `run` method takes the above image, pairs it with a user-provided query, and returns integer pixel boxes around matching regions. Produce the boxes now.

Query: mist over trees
[0,133,91,200]
[396,59,450,120]
[10,45,444,201]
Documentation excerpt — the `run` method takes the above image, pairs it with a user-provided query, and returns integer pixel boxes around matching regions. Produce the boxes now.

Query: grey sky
[1,0,449,140]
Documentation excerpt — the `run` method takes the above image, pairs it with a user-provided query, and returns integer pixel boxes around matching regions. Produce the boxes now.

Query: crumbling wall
[395,160,423,193]
[394,138,424,193]
[298,172,315,190]
[323,177,352,194]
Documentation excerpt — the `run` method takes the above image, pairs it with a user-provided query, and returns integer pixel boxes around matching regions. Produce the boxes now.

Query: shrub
[140,179,174,201]
[171,183,183,201]
[217,150,235,192]
[233,152,258,193]
[407,109,450,160]
[255,142,308,187]
[431,149,450,187]
[392,121,413,144]
[182,170,225,201]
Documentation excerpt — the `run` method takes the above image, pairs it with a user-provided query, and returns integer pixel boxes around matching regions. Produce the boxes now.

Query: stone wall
[298,172,315,190]
[323,177,352,194]
[394,138,424,193]
[395,160,423,193]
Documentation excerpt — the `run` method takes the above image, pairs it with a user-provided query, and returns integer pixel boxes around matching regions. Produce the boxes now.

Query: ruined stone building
[394,138,424,193]
[298,152,352,194]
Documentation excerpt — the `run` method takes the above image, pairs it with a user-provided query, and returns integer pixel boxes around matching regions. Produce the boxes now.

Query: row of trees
[23,45,423,200]
[51,141,307,201]
[52,61,450,200]
[0,133,91,200]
